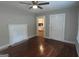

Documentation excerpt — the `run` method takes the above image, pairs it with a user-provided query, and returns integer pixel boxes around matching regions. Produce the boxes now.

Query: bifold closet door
[49,13,65,41]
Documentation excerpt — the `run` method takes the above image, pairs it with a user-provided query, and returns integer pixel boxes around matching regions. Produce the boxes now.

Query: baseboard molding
[0,44,10,51]
[10,35,36,47]
[61,40,75,44]
[10,39,27,47]
[0,35,36,50]
[45,36,75,44]
[75,40,79,56]
[28,35,36,39]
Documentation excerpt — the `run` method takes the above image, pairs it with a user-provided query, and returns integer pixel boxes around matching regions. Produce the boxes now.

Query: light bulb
[33,5,38,9]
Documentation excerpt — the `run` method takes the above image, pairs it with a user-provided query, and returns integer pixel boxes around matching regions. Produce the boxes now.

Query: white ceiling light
[33,5,38,9]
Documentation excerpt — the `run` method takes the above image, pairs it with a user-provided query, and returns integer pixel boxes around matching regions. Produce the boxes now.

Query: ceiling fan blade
[29,6,32,9]
[38,2,49,5]
[38,6,43,9]
[19,2,32,5]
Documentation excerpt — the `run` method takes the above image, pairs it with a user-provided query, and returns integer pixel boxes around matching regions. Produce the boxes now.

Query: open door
[37,16,45,37]
[37,16,45,55]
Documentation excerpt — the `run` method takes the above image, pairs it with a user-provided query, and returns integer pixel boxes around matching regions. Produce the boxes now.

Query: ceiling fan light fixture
[20,1,49,9]
[33,5,38,9]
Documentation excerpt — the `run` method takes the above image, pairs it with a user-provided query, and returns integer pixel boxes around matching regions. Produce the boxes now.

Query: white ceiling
[0,1,78,14]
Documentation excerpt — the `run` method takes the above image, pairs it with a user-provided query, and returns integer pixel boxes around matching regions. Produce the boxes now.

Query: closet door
[49,13,65,41]
[8,24,28,45]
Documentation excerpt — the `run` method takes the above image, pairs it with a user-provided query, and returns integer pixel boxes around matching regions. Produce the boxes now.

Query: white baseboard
[45,36,49,39]
[62,40,75,44]
[0,44,10,51]
[10,35,36,47]
[28,35,36,39]
[45,36,75,44]
[0,35,36,50]
[10,39,26,47]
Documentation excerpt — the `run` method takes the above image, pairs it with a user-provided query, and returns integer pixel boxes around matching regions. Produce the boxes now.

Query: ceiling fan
[19,1,49,9]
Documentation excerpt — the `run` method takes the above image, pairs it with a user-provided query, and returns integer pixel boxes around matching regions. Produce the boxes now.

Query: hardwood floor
[0,36,78,57]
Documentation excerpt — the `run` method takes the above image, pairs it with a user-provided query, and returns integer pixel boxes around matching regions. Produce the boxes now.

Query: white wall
[0,3,36,47]
[64,10,78,43]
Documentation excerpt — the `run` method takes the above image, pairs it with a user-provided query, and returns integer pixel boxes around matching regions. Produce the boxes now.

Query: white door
[8,24,28,45]
[49,13,65,41]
